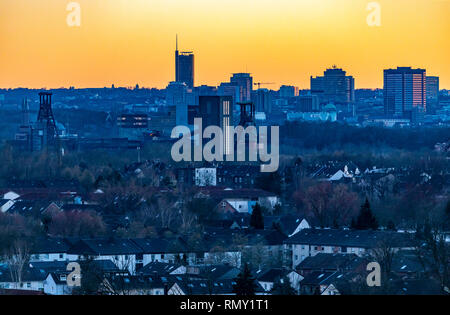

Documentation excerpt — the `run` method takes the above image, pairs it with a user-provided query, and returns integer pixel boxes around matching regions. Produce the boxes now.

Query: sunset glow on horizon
[0,0,449,89]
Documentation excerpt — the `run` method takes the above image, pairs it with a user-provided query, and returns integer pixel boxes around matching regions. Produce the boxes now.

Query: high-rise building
[310,66,355,104]
[198,96,234,154]
[384,67,427,118]
[230,73,253,103]
[252,88,272,114]
[426,76,439,102]
[166,81,188,126]
[175,36,194,89]
[279,85,299,98]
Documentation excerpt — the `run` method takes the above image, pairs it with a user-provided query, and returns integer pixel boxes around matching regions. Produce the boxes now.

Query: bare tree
[415,224,450,293]
[5,240,30,289]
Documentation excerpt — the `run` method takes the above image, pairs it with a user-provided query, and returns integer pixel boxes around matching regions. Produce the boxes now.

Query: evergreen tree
[271,276,296,295]
[354,198,378,230]
[250,203,264,230]
[233,263,256,295]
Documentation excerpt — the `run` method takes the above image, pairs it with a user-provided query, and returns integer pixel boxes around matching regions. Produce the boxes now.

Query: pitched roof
[68,238,143,256]
[300,271,342,286]
[30,260,119,274]
[138,262,183,276]
[132,238,189,254]
[257,268,289,282]
[6,200,54,216]
[0,265,48,283]
[187,265,241,281]
[31,238,72,254]
[0,199,11,207]
[198,187,277,200]
[264,214,307,235]
[169,276,265,295]
[284,229,416,248]
[296,253,365,272]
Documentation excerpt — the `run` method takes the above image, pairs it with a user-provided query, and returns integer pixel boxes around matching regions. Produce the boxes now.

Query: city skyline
[0,0,449,89]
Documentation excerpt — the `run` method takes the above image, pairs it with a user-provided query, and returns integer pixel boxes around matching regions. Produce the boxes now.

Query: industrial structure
[14,92,60,152]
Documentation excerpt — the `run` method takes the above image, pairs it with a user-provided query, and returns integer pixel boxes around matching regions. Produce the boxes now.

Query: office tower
[199,96,233,154]
[279,85,299,98]
[298,95,320,112]
[310,66,355,104]
[166,81,188,126]
[252,88,272,114]
[426,76,439,102]
[230,73,253,102]
[384,67,427,118]
[175,36,194,89]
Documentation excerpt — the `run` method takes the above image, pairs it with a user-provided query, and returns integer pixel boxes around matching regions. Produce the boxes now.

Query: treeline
[281,122,450,151]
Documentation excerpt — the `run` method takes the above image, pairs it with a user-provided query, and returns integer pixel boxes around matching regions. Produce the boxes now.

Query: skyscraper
[230,73,253,103]
[384,67,427,118]
[310,66,355,104]
[175,36,194,89]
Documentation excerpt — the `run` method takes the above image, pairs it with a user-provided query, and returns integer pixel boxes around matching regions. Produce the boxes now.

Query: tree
[415,223,449,293]
[73,258,108,295]
[255,172,282,195]
[233,263,256,295]
[296,182,359,228]
[5,240,30,289]
[48,210,106,238]
[353,198,379,230]
[250,203,264,230]
[271,276,296,295]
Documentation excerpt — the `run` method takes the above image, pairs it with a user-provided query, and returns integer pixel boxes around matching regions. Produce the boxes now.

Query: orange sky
[0,0,449,89]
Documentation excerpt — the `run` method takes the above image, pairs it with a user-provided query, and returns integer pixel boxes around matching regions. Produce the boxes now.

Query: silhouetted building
[230,73,253,103]
[426,76,439,101]
[279,85,299,98]
[175,37,194,89]
[298,95,320,112]
[384,67,426,119]
[252,88,272,114]
[166,81,188,126]
[199,96,234,154]
[310,66,355,104]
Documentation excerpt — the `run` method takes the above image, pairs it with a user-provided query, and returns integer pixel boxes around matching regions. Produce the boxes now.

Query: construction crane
[254,82,275,89]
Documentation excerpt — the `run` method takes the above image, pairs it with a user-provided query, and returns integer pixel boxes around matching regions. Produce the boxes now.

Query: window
[59,254,64,259]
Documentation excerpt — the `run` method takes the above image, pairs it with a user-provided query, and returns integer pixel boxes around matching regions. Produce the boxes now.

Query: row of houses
[0,226,421,295]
